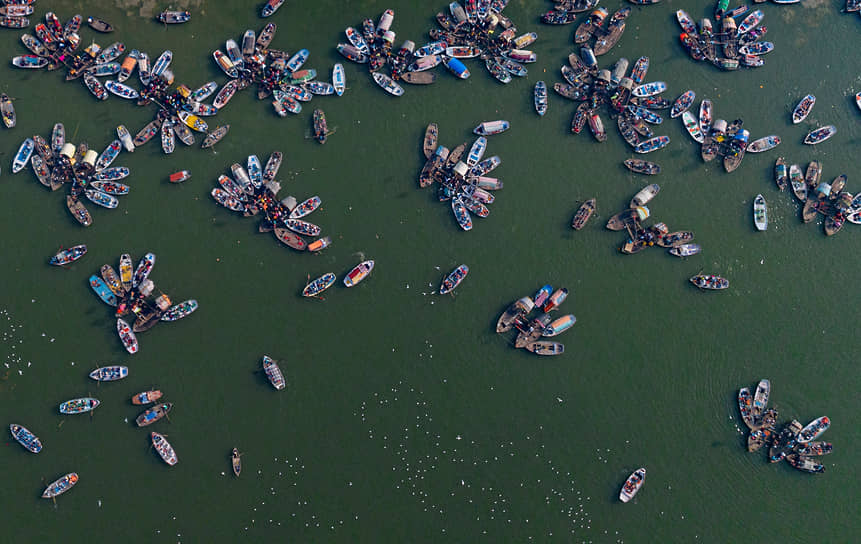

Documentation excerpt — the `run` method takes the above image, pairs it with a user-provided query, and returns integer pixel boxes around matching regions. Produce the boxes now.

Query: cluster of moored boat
[676,7,772,71]
[336,2,536,97]
[738,379,832,474]
[80,251,198,351]
[545,4,632,60]
[211,23,345,119]
[496,285,574,356]
[554,50,671,154]
[419,121,506,231]
[773,158,859,235]
[209,151,335,254]
[0,0,38,30]
[10,121,131,225]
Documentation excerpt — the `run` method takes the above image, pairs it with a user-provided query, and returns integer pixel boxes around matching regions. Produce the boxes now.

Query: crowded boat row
[496,284,575,356]
[676,8,772,71]
[419,122,506,231]
[738,379,831,474]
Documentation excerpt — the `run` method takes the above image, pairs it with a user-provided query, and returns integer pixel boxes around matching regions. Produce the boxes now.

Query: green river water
[0,0,859,542]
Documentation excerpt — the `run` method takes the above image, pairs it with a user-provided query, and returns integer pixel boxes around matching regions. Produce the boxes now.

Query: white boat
[753,194,767,231]
[797,416,830,443]
[343,260,375,287]
[473,120,510,136]
[12,137,34,173]
[619,468,646,503]
[117,125,135,152]
[372,72,404,96]
[681,111,703,143]
[332,63,346,96]
[466,137,487,168]
[630,184,660,208]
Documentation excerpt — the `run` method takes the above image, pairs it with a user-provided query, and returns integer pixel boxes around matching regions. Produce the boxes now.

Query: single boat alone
[262,355,286,390]
[42,473,79,498]
[344,260,375,287]
[439,264,468,295]
[89,365,128,381]
[619,468,646,503]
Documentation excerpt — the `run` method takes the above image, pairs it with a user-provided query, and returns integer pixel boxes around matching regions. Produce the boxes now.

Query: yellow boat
[178,111,207,133]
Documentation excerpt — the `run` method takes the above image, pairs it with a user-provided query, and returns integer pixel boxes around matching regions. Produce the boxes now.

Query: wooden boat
[9,423,42,453]
[789,164,807,202]
[100,265,124,297]
[0,16,29,29]
[231,448,242,476]
[795,441,832,457]
[423,123,439,159]
[774,157,788,192]
[0,93,15,129]
[133,119,162,146]
[824,213,845,236]
[797,416,830,443]
[606,208,642,231]
[136,402,172,427]
[525,341,565,356]
[262,355,286,390]
[169,170,191,183]
[262,152,282,183]
[87,16,113,32]
[11,137,34,173]
[451,198,473,231]
[738,387,755,428]
[496,297,533,333]
[288,196,321,220]
[117,318,138,354]
[786,454,824,474]
[533,81,548,116]
[256,22,276,50]
[542,314,576,337]
[272,227,306,251]
[213,80,238,111]
[769,419,803,463]
[372,72,404,97]
[12,55,48,69]
[619,468,645,503]
[751,379,770,422]
[201,125,229,149]
[690,274,728,290]
[801,199,819,224]
[627,105,662,125]
[337,43,368,63]
[157,10,190,24]
[132,390,162,405]
[331,63,346,96]
[285,218,321,237]
[66,196,93,227]
[747,427,774,453]
[31,155,54,190]
[42,473,79,498]
[803,125,836,145]
[624,159,660,175]
[312,109,328,144]
[89,365,128,381]
[588,113,607,142]
[474,120,510,136]
[747,135,780,153]
[439,264,468,295]
[151,431,178,467]
[804,160,822,188]
[633,135,669,154]
[59,397,100,414]
[667,243,701,257]
[630,184,660,208]
[211,187,245,212]
[669,90,695,118]
[95,140,122,171]
[85,188,118,209]
[302,273,336,297]
[574,8,608,43]
[49,245,87,266]
[131,252,155,289]
[160,300,198,322]
[343,260,375,288]
[89,275,117,306]
[753,194,767,231]
[571,199,596,230]
[632,81,666,98]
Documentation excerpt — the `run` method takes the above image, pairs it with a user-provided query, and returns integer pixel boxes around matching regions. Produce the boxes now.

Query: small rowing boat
[542,314,576,337]
[667,244,701,257]
[117,318,138,354]
[624,159,660,175]
[169,170,191,183]
[525,341,564,356]
[789,164,806,202]
[786,454,824,474]
[633,135,669,154]
[474,120,510,136]
[132,390,162,405]
[747,135,780,153]
[302,272,336,297]
[87,17,114,33]
[439,264,468,295]
[10,424,42,453]
[136,402,172,427]
[132,252,155,289]
[59,398,99,414]
[423,123,439,159]
[50,245,87,266]
[344,260,374,287]
[797,416,829,443]
[42,473,79,498]
[670,90,695,118]
[232,448,242,476]
[161,300,198,322]
[372,72,404,97]
[262,355,286,390]
[12,138,34,173]
[803,125,836,145]
[619,468,645,503]
[690,274,728,290]
[753,194,767,231]
[89,365,128,381]
[201,125,229,149]
[89,275,118,306]
[151,432,178,466]
[571,199,596,230]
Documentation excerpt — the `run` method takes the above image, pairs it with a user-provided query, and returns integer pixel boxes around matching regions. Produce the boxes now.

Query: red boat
[169,170,191,183]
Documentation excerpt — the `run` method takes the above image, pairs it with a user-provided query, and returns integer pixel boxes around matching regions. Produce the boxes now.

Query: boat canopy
[712,119,728,133]
[83,149,98,165]
[265,181,281,195]
[61,142,76,159]
[453,162,469,178]
[280,196,297,211]
[815,182,831,198]
[139,279,154,296]
[597,69,611,82]
[516,296,534,313]
[635,206,650,220]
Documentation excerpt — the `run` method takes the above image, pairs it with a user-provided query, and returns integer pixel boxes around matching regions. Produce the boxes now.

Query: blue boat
[285,49,310,72]
[451,198,473,231]
[11,137,34,173]
[151,50,172,77]
[302,273,336,297]
[9,424,42,453]
[532,285,553,308]
[542,314,577,337]
[626,105,663,124]
[247,155,262,187]
[445,57,470,79]
[132,253,155,288]
[466,137,487,168]
[439,264,469,295]
[89,275,118,306]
